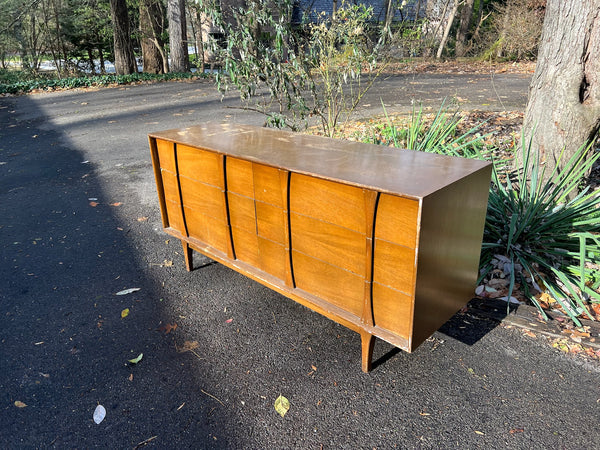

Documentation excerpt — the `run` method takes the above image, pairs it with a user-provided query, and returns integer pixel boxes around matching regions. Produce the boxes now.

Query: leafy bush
[0,71,205,95]
[205,0,383,136]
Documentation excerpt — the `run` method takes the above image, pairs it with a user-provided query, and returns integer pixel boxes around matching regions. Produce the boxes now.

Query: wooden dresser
[149,123,492,371]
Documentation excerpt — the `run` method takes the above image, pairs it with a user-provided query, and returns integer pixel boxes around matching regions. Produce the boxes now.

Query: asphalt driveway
[1,74,599,449]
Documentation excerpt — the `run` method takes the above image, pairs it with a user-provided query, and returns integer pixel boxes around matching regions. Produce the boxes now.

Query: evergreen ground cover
[0,70,204,95]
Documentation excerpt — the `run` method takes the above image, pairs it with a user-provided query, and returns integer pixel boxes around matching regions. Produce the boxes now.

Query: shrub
[206,0,383,137]
[482,137,600,325]
[367,101,491,159]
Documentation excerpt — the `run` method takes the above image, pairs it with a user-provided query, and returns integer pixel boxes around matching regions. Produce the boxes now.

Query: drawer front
[230,227,260,267]
[256,202,287,244]
[290,174,368,234]
[156,139,176,173]
[290,212,366,277]
[253,164,286,208]
[292,250,364,316]
[179,176,227,223]
[372,283,413,339]
[226,158,289,282]
[258,238,288,281]
[228,193,257,234]
[373,239,416,296]
[184,207,230,252]
[226,158,254,198]
[375,194,419,249]
[177,144,224,188]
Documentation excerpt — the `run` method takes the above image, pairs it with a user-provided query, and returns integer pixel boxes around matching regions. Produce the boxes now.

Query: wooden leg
[182,241,193,271]
[360,330,375,373]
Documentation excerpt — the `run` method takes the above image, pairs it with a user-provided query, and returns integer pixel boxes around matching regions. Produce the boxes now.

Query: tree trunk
[109,0,137,75]
[436,0,459,59]
[522,0,600,176]
[455,0,474,57]
[381,0,394,44]
[167,0,189,73]
[140,0,166,74]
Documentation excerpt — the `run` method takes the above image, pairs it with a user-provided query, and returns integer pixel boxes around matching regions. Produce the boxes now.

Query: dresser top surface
[149,122,491,199]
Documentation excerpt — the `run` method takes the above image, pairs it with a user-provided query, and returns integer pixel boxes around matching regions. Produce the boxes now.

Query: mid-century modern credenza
[149,122,491,372]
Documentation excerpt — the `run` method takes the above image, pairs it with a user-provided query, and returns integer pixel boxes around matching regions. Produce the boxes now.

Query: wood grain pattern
[179,176,227,222]
[177,144,224,188]
[372,282,413,340]
[184,207,230,252]
[256,202,286,243]
[373,239,416,295]
[375,194,419,248]
[230,226,260,267]
[228,192,257,234]
[164,199,185,233]
[290,212,366,276]
[253,164,286,208]
[292,250,364,316]
[290,174,367,234]
[226,157,254,198]
[160,170,181,203]
[258,237,287,281]
[156,139,176,173]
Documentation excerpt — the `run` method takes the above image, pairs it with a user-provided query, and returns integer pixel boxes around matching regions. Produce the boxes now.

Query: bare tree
[140,0,167,73]
[522,0,600,175]
[167,0,189,72]
[436,0,459,59]
[109,0,137,74]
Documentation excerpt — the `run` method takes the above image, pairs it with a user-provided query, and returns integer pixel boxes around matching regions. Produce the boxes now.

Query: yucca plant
[481,135,600,325]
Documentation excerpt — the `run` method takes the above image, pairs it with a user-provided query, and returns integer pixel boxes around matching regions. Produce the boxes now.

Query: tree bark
[455,0,474,57]
[109,0,137,75]
[522,0,600,176]
[140,0,166,74]
[436,0,459,59]
[167,0,189,73]
[381,0,394,44]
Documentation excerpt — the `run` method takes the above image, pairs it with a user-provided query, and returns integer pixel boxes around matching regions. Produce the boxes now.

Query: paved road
[2,74,599,449]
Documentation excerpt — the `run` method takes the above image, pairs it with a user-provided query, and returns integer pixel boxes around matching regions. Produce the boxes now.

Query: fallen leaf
[14,401,27,408]
[509,428,525,434]
[121,308,130,319]
[523,330,536,338]
[274,395,290,418]
[157,323,178,334]
[311,365,317,372]
[474,430,484,435]
[137,217,149,222]
[89,201,98,207]
[177,340,199,353]
[116,288,140,296]
[109,202,122,207]
[128,373,134,381]
[128,353,143,364]
[225,318,233,324]
[93,404,106,424]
